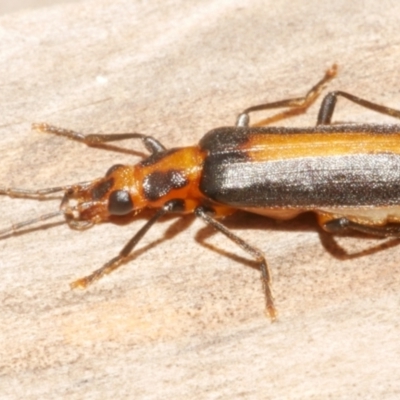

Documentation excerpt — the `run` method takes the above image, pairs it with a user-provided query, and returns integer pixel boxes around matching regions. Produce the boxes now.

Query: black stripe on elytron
[200,152,400,208]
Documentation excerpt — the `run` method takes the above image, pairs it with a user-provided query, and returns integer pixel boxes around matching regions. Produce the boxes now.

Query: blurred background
[0,0,82,14]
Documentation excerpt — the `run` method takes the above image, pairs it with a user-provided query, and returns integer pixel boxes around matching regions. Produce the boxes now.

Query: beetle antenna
[0,186,66,199]
[0,185,69,237]
[0,210,65,237]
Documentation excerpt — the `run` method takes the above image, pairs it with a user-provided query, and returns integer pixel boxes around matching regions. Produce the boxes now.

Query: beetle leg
[32,122,166,154]
[236,64,337,127]
[317,91,400,125]
[195,206,276,321]
[323,217,400,238]
[70,200,181,289]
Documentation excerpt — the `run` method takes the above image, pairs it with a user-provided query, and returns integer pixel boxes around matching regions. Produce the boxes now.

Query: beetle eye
[108,190,133,215]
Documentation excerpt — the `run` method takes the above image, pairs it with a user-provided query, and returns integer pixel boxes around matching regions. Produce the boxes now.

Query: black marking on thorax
[143,170,188,201]
[140,148,180,167]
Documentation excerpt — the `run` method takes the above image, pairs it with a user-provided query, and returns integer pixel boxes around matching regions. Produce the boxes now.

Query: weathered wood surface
[1,1,400,398]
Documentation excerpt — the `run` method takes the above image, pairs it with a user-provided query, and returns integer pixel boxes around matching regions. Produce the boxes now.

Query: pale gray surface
[0,0,83,15]
[1,0,400,398]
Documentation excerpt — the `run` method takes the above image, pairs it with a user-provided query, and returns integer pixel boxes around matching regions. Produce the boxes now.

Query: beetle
[2,64,400,320]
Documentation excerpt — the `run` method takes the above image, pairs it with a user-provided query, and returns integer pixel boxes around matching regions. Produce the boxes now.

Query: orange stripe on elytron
[244,130,400,161]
